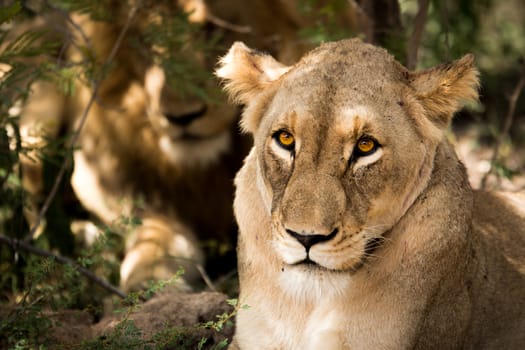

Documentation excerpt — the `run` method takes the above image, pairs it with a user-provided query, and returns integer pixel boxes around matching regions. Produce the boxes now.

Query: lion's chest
[237,270,417,350]
[238,300,347,349]
[300,307,347,350]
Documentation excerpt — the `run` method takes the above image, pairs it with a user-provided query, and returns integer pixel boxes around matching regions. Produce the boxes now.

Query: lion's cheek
[256,158,274,215]
[364,152,435,227]
[349,167,412,229]
[365,192,402,226]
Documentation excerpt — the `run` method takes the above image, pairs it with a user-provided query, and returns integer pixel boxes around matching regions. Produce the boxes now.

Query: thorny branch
[0,233,126,299]
[24,5,138,242]
[481,65,525,189]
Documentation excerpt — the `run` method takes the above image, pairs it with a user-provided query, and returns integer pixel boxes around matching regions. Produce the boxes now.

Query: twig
[195,263,218,292]
[481,68,525,189]
[206,11,252,34]
[44,0,95,57]
[24,5,138,242]
[349,0,374,43]
[407,0,430,70]
[439,0,451,61]
[0,234,126,299]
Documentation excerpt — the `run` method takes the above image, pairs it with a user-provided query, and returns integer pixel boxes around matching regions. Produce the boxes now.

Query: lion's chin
[278,262,353,301]
[158,132,231,166]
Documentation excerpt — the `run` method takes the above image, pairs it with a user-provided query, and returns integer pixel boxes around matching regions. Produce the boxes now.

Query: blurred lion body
[20,1,364,291]
[60,7,245,292]
[217,38,525,349]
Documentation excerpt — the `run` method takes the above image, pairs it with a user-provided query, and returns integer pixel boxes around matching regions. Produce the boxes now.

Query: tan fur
[217,38,525,349]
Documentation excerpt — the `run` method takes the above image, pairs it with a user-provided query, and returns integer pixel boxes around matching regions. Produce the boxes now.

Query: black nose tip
[286,228,338,251]
[165,105,208,126]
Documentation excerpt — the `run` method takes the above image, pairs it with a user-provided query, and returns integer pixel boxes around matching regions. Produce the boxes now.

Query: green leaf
[0,2,21,25]
[226,298,238,306]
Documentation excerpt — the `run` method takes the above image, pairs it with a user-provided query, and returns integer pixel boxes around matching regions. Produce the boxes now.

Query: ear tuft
[215,42,289,105]
[410,54,480,128]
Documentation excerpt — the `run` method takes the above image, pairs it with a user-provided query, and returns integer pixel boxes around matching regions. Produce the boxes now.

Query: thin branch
[349,0,374,43]
[169,256,218,292]
[481,68,525,189]
[24,5,138,242]
[407,0,430,69]
[439,0,451,61]
[44,1,95,57]
[195,263,217,292]
[0,233,126,299]
[205,11,252,34]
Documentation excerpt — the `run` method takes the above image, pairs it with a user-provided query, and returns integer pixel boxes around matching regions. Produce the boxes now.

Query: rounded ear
[409,54,480,128]
[215,42,290,106]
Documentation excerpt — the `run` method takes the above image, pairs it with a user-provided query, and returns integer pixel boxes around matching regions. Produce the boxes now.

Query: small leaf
[226,298,238,306]
[0,2,21,25]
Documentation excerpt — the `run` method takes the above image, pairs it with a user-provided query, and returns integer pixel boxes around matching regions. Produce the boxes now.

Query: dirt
[4,291,235,350]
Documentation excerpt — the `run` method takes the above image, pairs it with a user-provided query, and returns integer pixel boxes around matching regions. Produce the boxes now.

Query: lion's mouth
[177,132,209,141]
[290,260,335,274]
[287,236,385,273]
[290,259,360,275]
[291,257,319,267]
[290,257,357,273]
[170,129,228,143]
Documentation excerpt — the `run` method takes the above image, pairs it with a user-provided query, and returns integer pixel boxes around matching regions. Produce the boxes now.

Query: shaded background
[0,0,524,348]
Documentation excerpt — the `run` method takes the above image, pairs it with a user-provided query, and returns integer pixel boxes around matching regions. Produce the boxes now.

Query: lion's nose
[165,105,208,126]
[286,228,338,251]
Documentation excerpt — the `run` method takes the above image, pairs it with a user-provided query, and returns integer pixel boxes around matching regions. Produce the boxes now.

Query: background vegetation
[0,0,524,348]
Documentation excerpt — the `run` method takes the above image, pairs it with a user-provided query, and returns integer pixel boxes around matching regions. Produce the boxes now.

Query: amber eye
[355,137,378,156]
[274,130,295,151]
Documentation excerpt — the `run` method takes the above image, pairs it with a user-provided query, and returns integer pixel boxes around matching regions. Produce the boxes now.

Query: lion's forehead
[263,63,416,152]
[271,72,408,129]
[285,42,404,84]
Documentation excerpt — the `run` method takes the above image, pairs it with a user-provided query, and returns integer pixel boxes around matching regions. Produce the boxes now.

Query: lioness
[217,38,525,349]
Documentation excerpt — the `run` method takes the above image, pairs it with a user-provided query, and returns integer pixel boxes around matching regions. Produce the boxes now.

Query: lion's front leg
[119,213,204,293]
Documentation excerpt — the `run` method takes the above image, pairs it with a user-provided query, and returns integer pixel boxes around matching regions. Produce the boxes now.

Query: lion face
[70,3,239,168]
[234,41,438,274]
[217,39,478,294]
[260,100,433,274]
[143,64,237,165]
[130,5,239,166]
